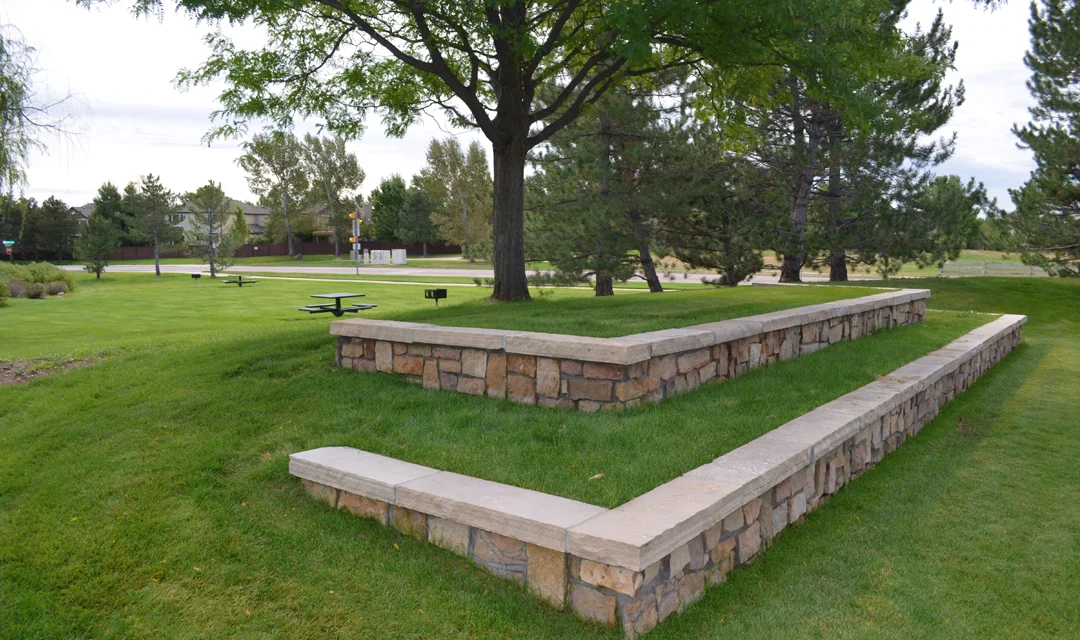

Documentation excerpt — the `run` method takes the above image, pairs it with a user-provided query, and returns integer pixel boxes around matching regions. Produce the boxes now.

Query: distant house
[68,203,94,225]
[169,199,271,239]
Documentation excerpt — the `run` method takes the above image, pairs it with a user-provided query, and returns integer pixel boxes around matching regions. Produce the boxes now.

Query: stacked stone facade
[335,296,927,411]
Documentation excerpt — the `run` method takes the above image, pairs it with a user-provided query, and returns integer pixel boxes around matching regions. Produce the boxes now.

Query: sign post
[2,240,13,263]
[348,202,372,276]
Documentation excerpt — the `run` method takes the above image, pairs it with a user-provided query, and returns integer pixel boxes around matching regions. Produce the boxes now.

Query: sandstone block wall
[334,291,928,411]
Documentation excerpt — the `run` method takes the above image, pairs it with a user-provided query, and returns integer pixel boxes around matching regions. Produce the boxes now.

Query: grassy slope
[0,276,1076,638]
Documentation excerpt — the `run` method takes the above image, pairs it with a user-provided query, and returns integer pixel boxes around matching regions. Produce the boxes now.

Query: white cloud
[3,0,1036,209]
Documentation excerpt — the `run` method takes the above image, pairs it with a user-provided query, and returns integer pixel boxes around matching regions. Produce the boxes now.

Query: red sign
[4,247,10,256]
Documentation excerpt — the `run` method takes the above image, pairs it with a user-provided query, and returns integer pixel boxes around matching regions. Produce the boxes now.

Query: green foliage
[132,173,183,275]
[302,134,364,250]
[74,212,122,279]
[0,194,27,244]
[418,138,491,255]
[21,196,78,261]
[0,260,74,296]
[238,130,308,255]
[231,206,250,240]
[0,277,8,304]
[1003,0,1080,276]
[184,181,235,276]
[0,26,42,192]
[396,180,440,252]
[367,175,408,241]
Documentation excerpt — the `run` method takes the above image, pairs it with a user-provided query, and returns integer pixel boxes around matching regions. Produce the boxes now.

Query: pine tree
[185,181,234,277]
[74,212,120,278]
[134,174,182,277]
[396,180,441,256]
[1005,0,1080,276]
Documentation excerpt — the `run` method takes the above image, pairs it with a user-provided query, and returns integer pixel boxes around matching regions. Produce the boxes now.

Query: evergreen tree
[74,212,120,278]
[134,174,182,277]
[22,196,77,261]
[0,195,26,257]
[185,181,234,277]
[1004,0,1080,276]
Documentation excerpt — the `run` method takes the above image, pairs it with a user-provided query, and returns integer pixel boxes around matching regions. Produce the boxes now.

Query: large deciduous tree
[419,138,491,261]
[302,133,364,256]
[368,175,408,242]
[77,0,814,300]
[1004,0,1080,276]
[238,130,308,256]
[397,180,441,255]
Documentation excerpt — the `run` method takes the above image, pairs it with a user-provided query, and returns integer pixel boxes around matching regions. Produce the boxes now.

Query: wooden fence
[938,261,1048,277]
[102,241,461,261]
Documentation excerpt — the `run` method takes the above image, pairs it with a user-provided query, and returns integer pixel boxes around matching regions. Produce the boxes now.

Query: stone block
[620,592,659,638]
[457,376,485,396]
[290,447,438,504]
[579,559,644,597]
[570,583,617,626]
[737,521,761,563]
[302,479,338,507]
[771,499,789,535]
[507,374,537,405]
[676,349,710,374]
[676,570,705,612]
[393,354,424,376]
[486,352,507,398]
[439,359,461,374]
[656,579,679,622]
[407,343,432,357]
[698,361,718,384]
[789,491,807,523]
[473,529,528,566]
[341,341,365,359]
[774,476,792,502]
[570,378,613,402]
[669,542,691,575]
[536,357,560,398]
[393,342,407,355]
[391,505,426,540]
[539,397,574,409]
[687,535,707,571]
[742,497,762,523]
[560,360,583,376]
[432,346,460,360]
[615,378,650,402]
[460,349,487,378]
[423,359,440,390]
[351,358,376,372]
[722,508,744,533]
[584,362,624,380]
[438,371,459,391]
[710,537,736,567]
[508,353,537,376]
[528,544,568,608]
[578,400,603,413]
[704,522,723,550]
[653,355,677,381]
[427,516,470,556]
[338,490,388,524]
[749,342,763,368]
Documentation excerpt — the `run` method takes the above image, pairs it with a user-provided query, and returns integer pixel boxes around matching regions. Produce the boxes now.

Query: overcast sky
[2,0,1035,209]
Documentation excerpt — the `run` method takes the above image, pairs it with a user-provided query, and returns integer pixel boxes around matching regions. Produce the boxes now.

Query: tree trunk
[723,231,739,287]
[283,191,294,257]
[595,274,614,296]
[780,90,823,284]
[491,137,530,301]
[631,212,663,292]
[422,242,428,256]
[153,229,161,277]
[830,251,848,281]
[826,118,847,282]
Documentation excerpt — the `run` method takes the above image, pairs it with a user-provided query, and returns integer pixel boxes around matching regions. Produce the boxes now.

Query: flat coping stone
[328,289,930,364]
[289,447,439,503]
[397,471,607,551]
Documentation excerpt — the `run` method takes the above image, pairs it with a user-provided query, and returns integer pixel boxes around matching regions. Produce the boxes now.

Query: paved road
[61,263,876,284]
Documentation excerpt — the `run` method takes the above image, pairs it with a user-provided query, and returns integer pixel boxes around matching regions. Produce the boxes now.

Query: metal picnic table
[222,274,259,287]
[299,293,377,317]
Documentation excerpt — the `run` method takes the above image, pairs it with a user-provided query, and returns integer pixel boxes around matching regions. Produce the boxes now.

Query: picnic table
[223,274,258,287]
[299,293,377,317]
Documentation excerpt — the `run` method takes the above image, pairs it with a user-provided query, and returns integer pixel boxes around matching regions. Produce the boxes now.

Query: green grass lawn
[0,275,1076,638]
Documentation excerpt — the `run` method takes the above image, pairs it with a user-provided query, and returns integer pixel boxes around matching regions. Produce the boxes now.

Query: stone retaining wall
[332,289,929,410]
[295,314,1025,637]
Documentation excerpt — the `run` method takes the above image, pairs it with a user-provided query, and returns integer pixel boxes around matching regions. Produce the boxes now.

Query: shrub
[24,262,75,291]
[0,279,8,305]
[46,281,68,295]
[25,282,46,299]
[0,262,31,285]
[7,279,27,298]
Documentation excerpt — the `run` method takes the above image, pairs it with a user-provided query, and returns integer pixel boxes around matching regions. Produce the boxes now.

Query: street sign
[2,240,13,247]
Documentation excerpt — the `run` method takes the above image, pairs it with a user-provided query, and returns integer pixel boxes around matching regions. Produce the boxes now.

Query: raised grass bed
[333,288,928,410]
[295,314,1026,637]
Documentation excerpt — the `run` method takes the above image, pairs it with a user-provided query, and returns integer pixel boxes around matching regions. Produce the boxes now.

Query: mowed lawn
[0,275,1076,638]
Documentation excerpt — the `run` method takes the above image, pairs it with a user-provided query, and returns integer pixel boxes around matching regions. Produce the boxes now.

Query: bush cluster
[0,262,76,301]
